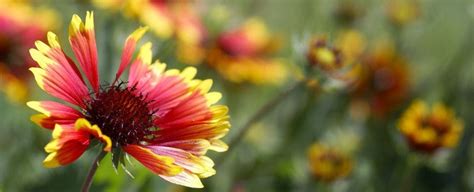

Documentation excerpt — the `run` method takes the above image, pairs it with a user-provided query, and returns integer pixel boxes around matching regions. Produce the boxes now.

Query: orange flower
[206,18,286,84]
[27,12,230,188]
[398,100,463,153]
[307,143,353,182]
[351,40,409,116]
[0,0,56,103]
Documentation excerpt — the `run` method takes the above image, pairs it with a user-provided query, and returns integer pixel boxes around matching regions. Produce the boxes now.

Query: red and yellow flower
[206,18,287,84]
[27,12,230,188]
[307,143,353,182]
[398,100,463,153]
[0,0,56,103]
[350,40,409,116]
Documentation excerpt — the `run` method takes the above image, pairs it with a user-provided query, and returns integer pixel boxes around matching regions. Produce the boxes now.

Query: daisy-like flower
[0,0,56,103]
[398,100,463,153]
[307,143,353,182]
[351,39,409,116]
[27,12,230,188]
[206,18,287,84]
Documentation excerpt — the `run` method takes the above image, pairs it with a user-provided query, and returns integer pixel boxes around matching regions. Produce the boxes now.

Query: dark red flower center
[84,84,155,147]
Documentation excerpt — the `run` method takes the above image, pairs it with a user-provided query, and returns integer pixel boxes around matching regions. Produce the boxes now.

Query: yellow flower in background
[207,18,287,84]
[335,30,366,66]
[307,31,365,83]
[350,39,409,117]
[398,100,463,154]
[307,36,343,71]
[0,0,57,103]
[386,0,420,26]
[307,143,353,182]
[28,12,229,188]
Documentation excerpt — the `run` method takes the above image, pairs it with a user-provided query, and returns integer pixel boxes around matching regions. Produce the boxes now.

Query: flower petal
[69,11,99,92]
[123,144,182,176]
[159,170,204,188]
[43,124,89,168]
[27,101,82,129]
[115,27,148,83]
[29,32,90,107]
[74,118,112,152]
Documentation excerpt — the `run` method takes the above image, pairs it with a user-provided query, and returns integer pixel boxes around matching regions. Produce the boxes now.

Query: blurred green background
[1,0,474,191]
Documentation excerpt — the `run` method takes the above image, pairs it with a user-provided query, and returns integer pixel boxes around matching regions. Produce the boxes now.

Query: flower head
[398,100,463,154]
[351,40,409,116]
[0,0,56,103]
[307,36,343,71]
[28,12,230,188]
[307,143,353,182]
[206,18,287,84]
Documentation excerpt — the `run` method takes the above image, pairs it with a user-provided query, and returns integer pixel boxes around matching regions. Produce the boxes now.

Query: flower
[27,12,230,188]
[307,143,353,182]
[307,36,343,71]
[350,39,409,116]
[398,100,463,153]
[136,0,208,65]
[386,0,420,26]
[206,18,287,84]
[0,0,56,103]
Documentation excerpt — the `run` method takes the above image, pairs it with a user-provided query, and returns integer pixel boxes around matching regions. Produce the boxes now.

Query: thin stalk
[215,80,306,167]
[81,150,107,192]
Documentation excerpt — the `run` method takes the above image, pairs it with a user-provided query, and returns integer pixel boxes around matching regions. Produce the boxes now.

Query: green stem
[81,150,107,192]
[215,80,305,167]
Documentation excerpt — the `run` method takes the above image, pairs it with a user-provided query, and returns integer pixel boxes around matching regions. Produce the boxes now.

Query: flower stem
[216,80,306,167]
[81,150,107,192]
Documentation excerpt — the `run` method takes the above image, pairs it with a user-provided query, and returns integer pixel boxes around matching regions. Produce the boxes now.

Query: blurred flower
[0,0,56,103]
[307,33,364,83]
[28,12,230,188]
[386,0,420,26]
[307,143,353,182]
[398,100,463,154]
[307,36,343,71]
[93,0,207,65]
[132,0,207,65]
[206,18,287,84]
[350,40,409,116]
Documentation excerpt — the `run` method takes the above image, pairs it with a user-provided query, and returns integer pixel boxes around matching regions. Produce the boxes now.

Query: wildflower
[27,12,230,188]
[207,18,286,84]
[307,36,343,71]
[0,0,56,103]
[351,40,409,116]
[398,100,463,153]
[307,143,353,182]
[386,0,420,26]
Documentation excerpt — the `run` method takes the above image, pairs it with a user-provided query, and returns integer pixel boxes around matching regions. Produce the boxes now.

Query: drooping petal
[43,124,89,168]
[159,170,204,189]
[147,146,215,175]
[27,101,82,129]
[69,11,99,92]
[74,118,112,152]
[42,119,112,168]
[114,27,148,83]
[123,144,182,176]
[29,32,90,107]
